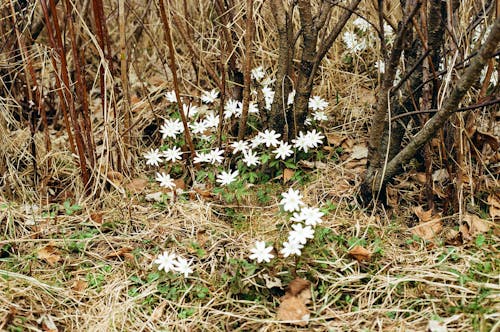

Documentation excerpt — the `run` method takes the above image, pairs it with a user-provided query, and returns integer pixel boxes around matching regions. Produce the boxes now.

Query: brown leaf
[125,178,148,193]
[413,206,434,222]
[37,243,61,266]
[350,145,368,160]
[151,301,168,321]
[487,193,500,220]
[412,220,443,240]
[276,296,310,327]
[194,187,212,198]
[348,245,372,262]
[41,315,58,332]
[90,212,103,224]
[287,278,311,297]
[72,279,88,292]
[174,178,186,190]
[463,214,491,236]
[283,168,294,183]
[105,247,134,261]
[325,133,347,147]
[107,170,124,186]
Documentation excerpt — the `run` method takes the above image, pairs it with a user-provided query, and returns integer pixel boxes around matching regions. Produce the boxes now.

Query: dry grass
[1,0,499,331]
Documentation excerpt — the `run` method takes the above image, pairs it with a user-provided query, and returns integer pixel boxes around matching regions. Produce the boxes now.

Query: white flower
[375,60,385,73]
[216,169,239,186]
[250,135,264,149]
[287,90,296,105]
[288,223,315,245]
[193,151,211,164]
[249,241,274,263]
[292,130,324,153]
[312,111,328,121]
[155,172,176,189]
[201,89,219,104]
[262,86,274,110]
[160,119,184,139]
[203,112,220,129]
[342,31,358,50]
[308,96,328,111]
[292,131,312,152]
[248,101,259,114]
[280,188,304,212]
[231,140,249,154]
[166,90,177,103]
[182,104,198,118]
[154,251,177,273]
[190,121,208,135]
[280,240,304,257]
[258,129,281,148]
[251,66,265,81]
[353,17,371,32]
[173,256,193,277]
[290,206,324,226]
[273,141,293,160]
[261,76,276,87]
[163,146,183,162]
[208,148,225,164]
[224,99,242,118]
[144,148,163,166]
[304,117,312,126]
[243,150,260,167]
[306,129,324,148]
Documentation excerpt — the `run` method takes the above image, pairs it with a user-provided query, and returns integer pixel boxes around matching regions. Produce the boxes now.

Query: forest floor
[1,145,498,331]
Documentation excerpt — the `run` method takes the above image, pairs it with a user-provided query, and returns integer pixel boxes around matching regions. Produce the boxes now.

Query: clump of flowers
[147,67,330,278]
[249,188,324,262]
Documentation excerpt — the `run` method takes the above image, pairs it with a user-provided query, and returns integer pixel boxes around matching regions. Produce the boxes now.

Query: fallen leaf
[487,192,500,220]
[413,206,434,222]
[151,301,168,320]
[174,178,186,190]
[283,168,294,183]
[125,178,148,193]
[107,170,124,186]
[263,274,283,289]
[432,169,449,182]
[37,243,61,266]
[325,133,347,146]
[350,145,368,160]
[463,214,491,236]
[415,172,427,184]
[412,220,443,240]
[348,245,372,262]
[277,296,310,327]
[196,230,209,248]
[287,278,311,297]
[145,191,164,202]
[72,279,88,292]
[105,247,134,261]
[40,315,58,332]
[90,212,103,224]
[427,319,447,332]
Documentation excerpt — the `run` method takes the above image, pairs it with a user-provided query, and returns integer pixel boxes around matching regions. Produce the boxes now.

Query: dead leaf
[283,168,294,183]
[105,247,134,261]
[263,274,283,289]
[107,171,124,186]
[350,145,368,160]
[413,206,434,221]
[415,172,427,184]
[297,160,328,169]
[151,301,168,321]
[463,214,491,236]
[174,178,186,190]
[125,178,148,193]
[90,212,103,224]
[432,169,449,182]
[276,296,310,327]
[348,245,372,262]
[325,133,347,146]
[37,243,61,266]
[487,192,500,220]
[40,315,58,332]
[459,223,471,242]
[412,220,443,240]
[72,279,88,292]
[145,191,164,202]
[287,278,311,297]
[427,319,447,332]
[196,230,209,248]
